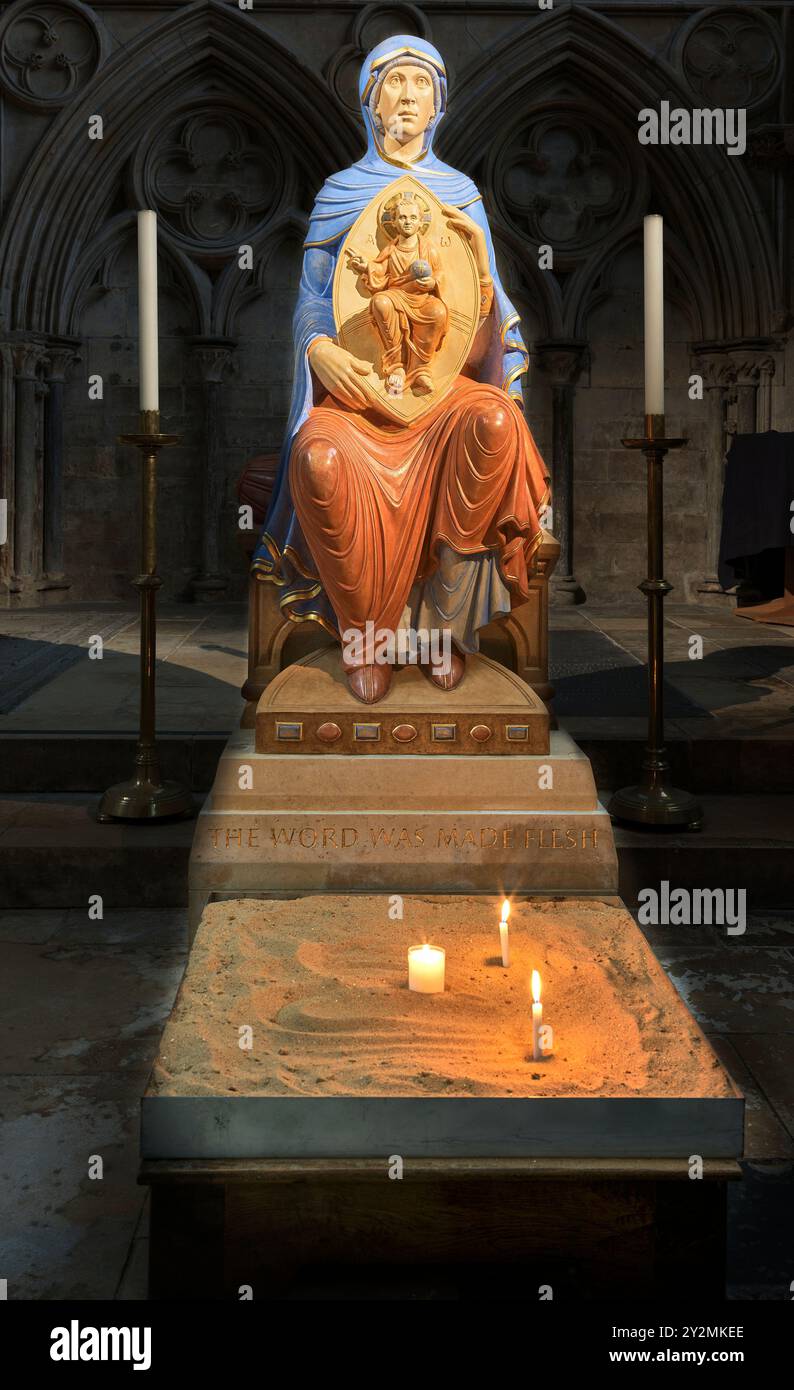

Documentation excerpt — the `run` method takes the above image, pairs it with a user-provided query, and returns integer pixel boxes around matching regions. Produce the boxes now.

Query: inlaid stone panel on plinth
[255,650,550,756]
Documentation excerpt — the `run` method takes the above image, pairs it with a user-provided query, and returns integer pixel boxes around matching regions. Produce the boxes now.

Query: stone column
[41,337,80,591]
[534,340,589,605]
[756,356,775,433]
[732,363,760,437]
[11,337,48,598]
[188,337,236,600]
[692,344,778,594]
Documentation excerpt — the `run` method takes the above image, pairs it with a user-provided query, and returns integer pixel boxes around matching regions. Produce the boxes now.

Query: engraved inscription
[208,824,599,852]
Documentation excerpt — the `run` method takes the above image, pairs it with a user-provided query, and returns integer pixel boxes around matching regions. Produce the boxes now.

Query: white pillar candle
[531,968,543,1061]
[408,943,445,994]
[643,213,664,418]
[499,899,510,967]
[137,210,159,413]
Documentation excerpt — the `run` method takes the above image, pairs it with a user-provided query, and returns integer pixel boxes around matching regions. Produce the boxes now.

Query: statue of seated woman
[251,34,550,704]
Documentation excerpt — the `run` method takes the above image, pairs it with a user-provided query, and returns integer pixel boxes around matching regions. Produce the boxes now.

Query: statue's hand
[440,202,490,278]
[345,247,368,274]
[309,338,371,409]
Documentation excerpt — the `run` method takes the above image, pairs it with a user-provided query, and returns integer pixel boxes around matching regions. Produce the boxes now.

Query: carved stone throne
[238,453,559,724]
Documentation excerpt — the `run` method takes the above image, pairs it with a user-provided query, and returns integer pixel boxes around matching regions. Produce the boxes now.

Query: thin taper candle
[137,210,159,413]
[499,899,510,967]
[643,214,664,418]
[531,968,543,1061]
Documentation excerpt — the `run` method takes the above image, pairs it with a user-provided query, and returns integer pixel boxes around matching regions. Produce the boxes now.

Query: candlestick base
[608,781,703,832]
[118,432,181,450]
[97,748,194,822]
[97,776,194,823]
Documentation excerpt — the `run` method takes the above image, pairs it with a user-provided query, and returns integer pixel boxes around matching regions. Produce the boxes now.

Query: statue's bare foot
[412,371,434,395]
[345,662,393,704]
[423,649,466,691]
[386,368,405,397]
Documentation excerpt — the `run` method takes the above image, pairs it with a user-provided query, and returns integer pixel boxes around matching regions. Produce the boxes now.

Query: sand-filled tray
[142,896,743,1159]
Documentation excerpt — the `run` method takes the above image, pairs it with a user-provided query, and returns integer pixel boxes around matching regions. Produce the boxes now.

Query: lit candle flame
[500,899,510,924]
[531,969,542,1004]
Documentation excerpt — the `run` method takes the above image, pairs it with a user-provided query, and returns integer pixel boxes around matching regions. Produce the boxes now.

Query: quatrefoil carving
[677,7,780,111]
[493,117,631,256]
[137,109,280,258]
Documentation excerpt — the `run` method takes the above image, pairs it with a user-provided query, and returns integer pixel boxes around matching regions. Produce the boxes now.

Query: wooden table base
[141,1157,740,1301]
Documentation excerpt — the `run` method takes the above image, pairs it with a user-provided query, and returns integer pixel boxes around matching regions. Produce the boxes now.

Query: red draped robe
[288,373,549,640]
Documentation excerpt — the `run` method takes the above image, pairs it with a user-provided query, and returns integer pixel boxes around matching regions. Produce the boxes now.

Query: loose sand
[149,896,734,1100]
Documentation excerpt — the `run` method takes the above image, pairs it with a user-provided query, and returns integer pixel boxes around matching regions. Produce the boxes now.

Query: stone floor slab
[56,909,188,948]
[660,950,794,1034]
[730,1035,794,1140]
[0,1076,145,1299]
[707,1036,794,1161]
[0,940,186,1075]
[0,909,68,943]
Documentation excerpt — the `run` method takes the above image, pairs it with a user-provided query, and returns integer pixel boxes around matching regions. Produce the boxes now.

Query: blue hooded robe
[250,34,534,646]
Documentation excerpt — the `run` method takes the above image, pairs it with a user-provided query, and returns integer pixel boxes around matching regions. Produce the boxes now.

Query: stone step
[1,730,792,795]
[208,728,600,811]
[0,734,226,794]
[0,793,791,909]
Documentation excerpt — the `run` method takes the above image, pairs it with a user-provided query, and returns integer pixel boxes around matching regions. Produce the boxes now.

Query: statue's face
[376,63,435,145]
[396,201,421,236]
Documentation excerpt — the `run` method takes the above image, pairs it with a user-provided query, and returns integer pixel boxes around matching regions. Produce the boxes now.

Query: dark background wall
[0,0,792,608]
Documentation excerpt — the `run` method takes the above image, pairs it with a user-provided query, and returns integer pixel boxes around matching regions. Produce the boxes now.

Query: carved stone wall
[0,0,790,606]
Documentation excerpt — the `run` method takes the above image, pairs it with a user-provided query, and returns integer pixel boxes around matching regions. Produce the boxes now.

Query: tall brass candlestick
[608,412,702,830]
[97,409,193,822]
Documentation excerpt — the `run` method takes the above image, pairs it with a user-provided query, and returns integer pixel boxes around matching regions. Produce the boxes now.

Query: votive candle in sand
[408,943,445,994]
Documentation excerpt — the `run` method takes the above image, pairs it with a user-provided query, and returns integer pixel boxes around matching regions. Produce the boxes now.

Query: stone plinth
[143,895,743,1160]
[188,735,618,930]
[188,648,618,929]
